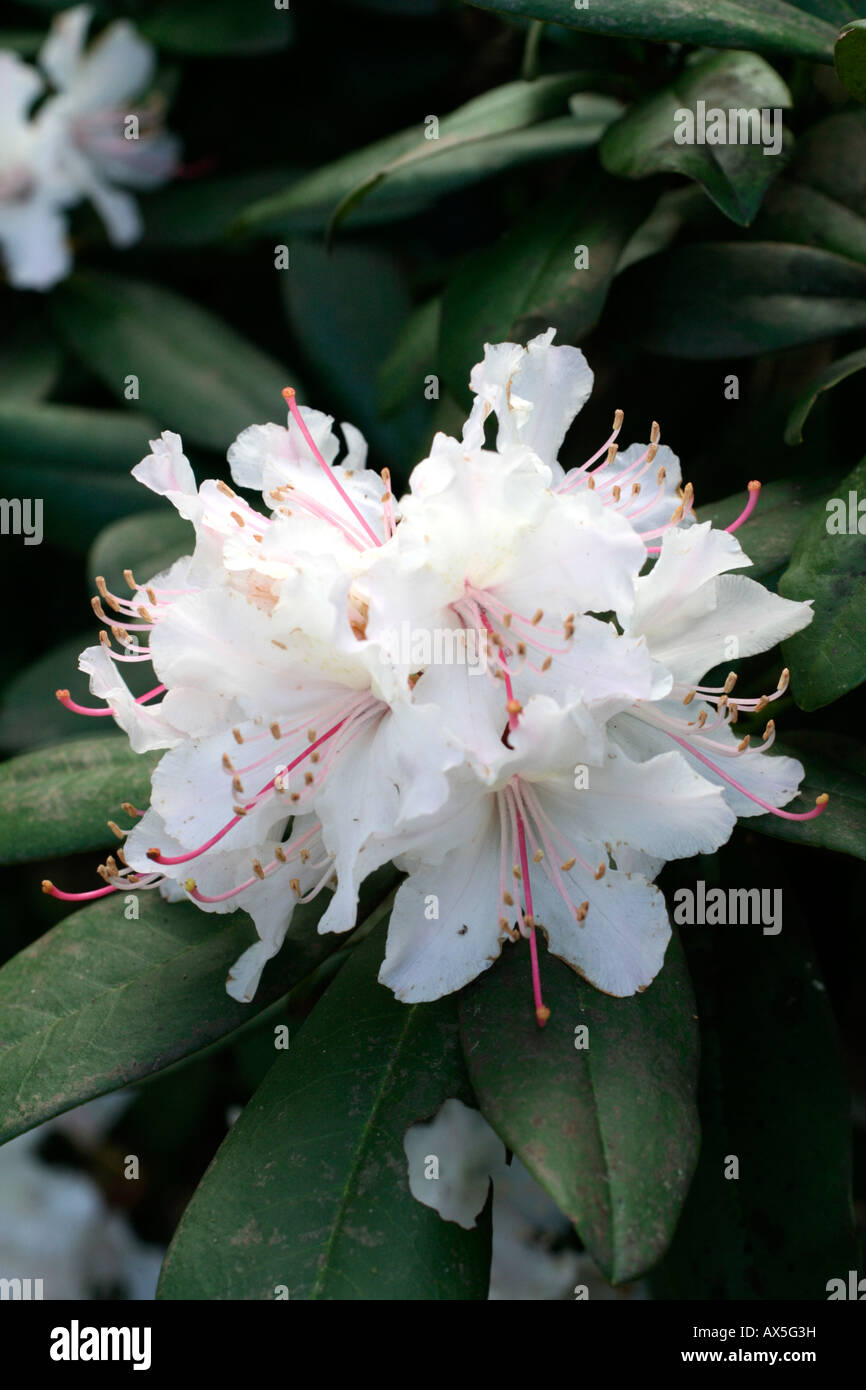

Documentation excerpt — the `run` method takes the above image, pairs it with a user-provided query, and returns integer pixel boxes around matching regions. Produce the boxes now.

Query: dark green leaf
[704,475,828,580]
[378,298,441,418]
[235,76,614,235]
[0,401,158,473]
[459,934,699,1284]
[50,273,299,452]
[749,732,866,860]
[158,925,491,1300]
[466,0,838,64]
[0,463,153,553]
[620,242,866,358]
[755,111,866,263]
[778,455,866,708]
[141,170,299,248]
[0,736,158,865]
[601,51,791,226]
[835,19,866,103]
[0,883,378,1144]
[139,0,293,55]
[0,322,61,402]
[440,177,651,405]
[785,346,866,443]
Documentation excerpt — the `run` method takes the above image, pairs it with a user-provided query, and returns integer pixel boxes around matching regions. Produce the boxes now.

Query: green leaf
[755,111,866,264]
[785,346,866,444]
[378,298,441,419]
[141,170,299,248]
[459,934,699,1284]
[235,75,615,234]
[49,272,299,452]
[652,862,854,1299]
[0,736,158,865]
[87,509,191,595]
[326,85,623,240]
[601,51,791,227]
[778,455,866,708]
[466,0,838,63]
[0,882,379,1144]
[281,239,428,477]
[139,0,293,55]
[0,636,122,754]
[704,475,828,580]
[440,177,651,405]
[157,925,491,1300]
[620,243,866,358]
[835,19,866,103]
[0,321,61,402]
[0,463,152,553]
[0,401,158,472]
[749,732,866,860]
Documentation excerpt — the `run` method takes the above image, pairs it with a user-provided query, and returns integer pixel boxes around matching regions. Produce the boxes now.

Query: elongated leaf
[0,401,157,472]
[50,273,298,452]
[601,51,791,226]
[87,509,191,595]
[652,851,854,1299]
[440,177,651,405]
[0,881,390,1144]
[0,736,157,865]
[459,933,699,1284]
[158,925,491,1300]
[749,732,866,860]
[327,91,622,239]
[0,462,153,552]
[378,298,442,419]
[835,19,866,103]
[141,170,299,248]
[235,75,610,234]
[755,111,866,263]
[620,243,866,358]
[0,321,61,402]
[140,0,293,54]
[785,347,866,443]
[466,0,838,63]
[778,455,866,709]
[704,475,828,580]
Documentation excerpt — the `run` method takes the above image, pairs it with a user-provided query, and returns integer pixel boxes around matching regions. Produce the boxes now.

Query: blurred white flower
[0,5,178,290]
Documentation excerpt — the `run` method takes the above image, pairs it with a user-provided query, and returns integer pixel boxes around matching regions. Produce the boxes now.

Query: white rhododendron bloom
[0,5,177,290]
[48,332,828,1025]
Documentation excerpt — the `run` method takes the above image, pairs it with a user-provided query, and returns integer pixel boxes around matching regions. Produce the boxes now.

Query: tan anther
[647,442,658,464]
[613,408,624,431]
[91,596,108,621]
[121,803,137,816]
[606,444,618,466]
[98,630,111,648]
[41,879,55,895]
[541,656,552,672]
[777,668,790,692]
[632,482,641,496]
[116,847,127,866]
[696,709,708,728]
[137,606,153,623]
[290,793,300,803]
[111,625,129,644]
[233,805,247,816]
[222,753,234,772]
[754,695,770,713]
[503,891,514,907]
[524,913,535,929]
[503,613,512,628]
[533,850,544,864]
[587,475,596,490]
[95,576,121,612]
[105,856,119,877]
[561,857,576,872]
[575,902,589,923]
[728,702,739,724]
[611,485,621,503]
[723,671,738,694]
[506,699,523,715]
[146,587,157,606]
[271,639,287,650]
[512,864,522,880]
[123,569,137,591]
[310,752,320,764]
[683,690,696,705]
[290,877,301,896]
[737,735,750,752]
[650,420,660,445]
[516,642,526,657]
[232,727,244,744]
[275,846,287,863]
[252,859,265,881]
[107,820,125,840]
[532,609,543,626]
[230,511,245,528]
[307,728,317,743]
[232,775,244,794]
[304,771,314,786]
[300,848,310,863]
[217,480,236,498]
[762,719,775,742]
[657,465,666,485]
[594,862,606,880]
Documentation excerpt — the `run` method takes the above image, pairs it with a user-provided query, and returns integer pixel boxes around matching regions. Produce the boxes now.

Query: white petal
[404,1099,506,1229]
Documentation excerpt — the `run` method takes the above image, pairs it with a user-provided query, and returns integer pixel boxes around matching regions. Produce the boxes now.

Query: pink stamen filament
[666,732,828,820]
[725,482,761,535]
[283,388,382,548]
[57,684,167,717]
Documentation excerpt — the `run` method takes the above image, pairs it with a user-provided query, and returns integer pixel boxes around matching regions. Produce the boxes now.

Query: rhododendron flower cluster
[0,5,177,290]
[48,330,827,1024]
